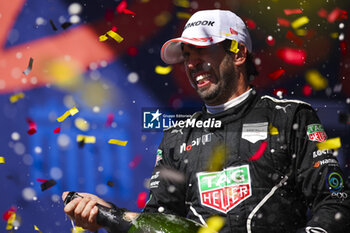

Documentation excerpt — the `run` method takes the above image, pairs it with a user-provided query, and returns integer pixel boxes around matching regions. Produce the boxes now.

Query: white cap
[160,9,252,64]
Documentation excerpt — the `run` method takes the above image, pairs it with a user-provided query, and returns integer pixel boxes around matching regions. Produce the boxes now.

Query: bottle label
[196,165,252,213]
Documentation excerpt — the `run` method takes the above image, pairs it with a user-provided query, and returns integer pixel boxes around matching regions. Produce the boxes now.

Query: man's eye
[182,52,189,59]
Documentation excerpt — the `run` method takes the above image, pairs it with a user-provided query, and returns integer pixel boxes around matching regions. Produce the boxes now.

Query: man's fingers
[88,206,99,223]
[64,197,81,216]
[74,197,90,218]
[62,191,69,201]
[81,199,97,219]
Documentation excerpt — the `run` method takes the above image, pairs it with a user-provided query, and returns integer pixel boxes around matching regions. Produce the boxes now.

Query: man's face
[182,43,239,106]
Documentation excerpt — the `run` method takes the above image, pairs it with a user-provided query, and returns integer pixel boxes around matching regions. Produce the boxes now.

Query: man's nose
[186,58,202,70]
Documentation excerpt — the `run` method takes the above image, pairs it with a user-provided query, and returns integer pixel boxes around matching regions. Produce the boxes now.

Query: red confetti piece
[111,26,118,32]
[2,207,16,221]
[53,127,61,133]
[129,155,142,169]
[27,117,37,135]
[36,178,49,183]
[303,84,312,96]
[128,46,138,56]
[285,30,303,47]
[266,36,275,46]
[137,192,148,208]
[249,141,268,161]
[116,0,136,15]
[277,48,306,65]
[284,9,303,15]
[245,19,256,29]
[105,113,114,127]
[268,69,285,80]
[277,17,290,27]
[340,41,347,55]
[327,8,348,23]
[318,8,328,18]
[273,88,288,97]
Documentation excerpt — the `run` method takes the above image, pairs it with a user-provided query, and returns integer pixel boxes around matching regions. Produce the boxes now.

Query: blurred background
[0,0,349,232]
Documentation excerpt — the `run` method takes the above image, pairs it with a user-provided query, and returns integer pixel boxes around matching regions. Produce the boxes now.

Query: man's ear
[233,44,247,66]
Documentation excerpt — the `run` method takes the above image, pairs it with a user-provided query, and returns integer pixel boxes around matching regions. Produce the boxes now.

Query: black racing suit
[143,89,350,233]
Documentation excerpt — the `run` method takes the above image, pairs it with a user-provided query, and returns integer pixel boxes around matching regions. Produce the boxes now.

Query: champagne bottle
[64,192,207,233]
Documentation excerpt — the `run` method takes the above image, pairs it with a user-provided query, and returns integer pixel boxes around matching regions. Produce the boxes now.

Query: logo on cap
[184,20,215,30]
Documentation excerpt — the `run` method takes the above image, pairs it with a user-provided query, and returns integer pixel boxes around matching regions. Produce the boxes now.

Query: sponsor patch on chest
[197,165,252,213]
[242,122,268,143]
[307,124,327,142]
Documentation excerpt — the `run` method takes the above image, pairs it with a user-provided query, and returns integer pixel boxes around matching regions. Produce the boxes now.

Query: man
[63,9,350,233]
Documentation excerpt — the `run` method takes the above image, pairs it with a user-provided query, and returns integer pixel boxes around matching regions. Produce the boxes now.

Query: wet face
[182,43,239,106]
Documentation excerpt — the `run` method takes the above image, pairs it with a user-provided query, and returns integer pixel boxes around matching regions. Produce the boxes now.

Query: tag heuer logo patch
[197,165,251,213]
[155,149,163,166]
[307,124,327,142]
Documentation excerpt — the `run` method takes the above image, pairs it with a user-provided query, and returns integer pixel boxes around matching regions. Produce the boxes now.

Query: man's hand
[62,191,112,232]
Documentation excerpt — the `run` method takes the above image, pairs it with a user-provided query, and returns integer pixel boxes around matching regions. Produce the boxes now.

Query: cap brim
[160,37,225,65]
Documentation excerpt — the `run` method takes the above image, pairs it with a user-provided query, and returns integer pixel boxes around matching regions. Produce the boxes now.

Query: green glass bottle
[64,192,210,233]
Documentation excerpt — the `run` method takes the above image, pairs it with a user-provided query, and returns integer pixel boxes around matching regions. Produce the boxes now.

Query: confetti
[285,30,303,47]
[74,118,90,131]
[2,207,16,220]
[0,157,5,163]
[105,113,114,127]
[318,8,328,18]
[36,178,48,183]
[40,179,57,191]
[268,68,285,80]
[295,29,308,36]
[198,216,225,233]
[26,117,37,135]
[229,40,239,53]
[284,9,303,15]
[269,124,279,135]
[245,18,256,30]
[129,155,142,168]
[72,226,86,233]
[266,35,275,46]
[302,84,312,96]
[273,88,287,97]
[155,65,172,75]
[317,137,341,150]
[116,0,136,15]
[127,47,139,56]
[34,225,42,233]
[174,0,190,8]
[9,92,25,103]
[277,48,306,65]
[340,41,347,55]
[137,192,148,208]
[328,8,348,23]
[207,144,227,172]
[176,12,191,19]
[107,181,114,187]
[99,30,124,43]
[53,127,61,133]
[61,22,73,30]
[305,70,328,91]
[57,106,79,122]
[49,19,58,31]
[6,212,16,230]
[249,141,268,161]
[77,135,96,144]
[291,16,309,29]
[23,57,34,75]
[111,26,118,32]
[108,139,128,146]
[277,17,290,27]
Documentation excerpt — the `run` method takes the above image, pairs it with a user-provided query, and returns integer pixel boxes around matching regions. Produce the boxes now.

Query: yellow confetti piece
[99,31,124,43]
[77,135,96,143]
[305,69,328,91]
[330,32,339,39]
[72,226,86,233]
[108,139,128,146]
[207,144,227,172]
[155,65,172,75]
[74,118,90,131]
[176,12,191,19]
[173,0,190,8]
[198,216,225,233]
[34,225,42,233]
[291,16,309,29]
[99,34,108,41]
[0,156,5,163]
[6,212,16,230]
[295,29,307,36]
[317,137,341,150]
[230,40,239,53]
[154,11,172,27]
[9,92,25,103]
[57,106,79,122]
[269,123,279,135]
